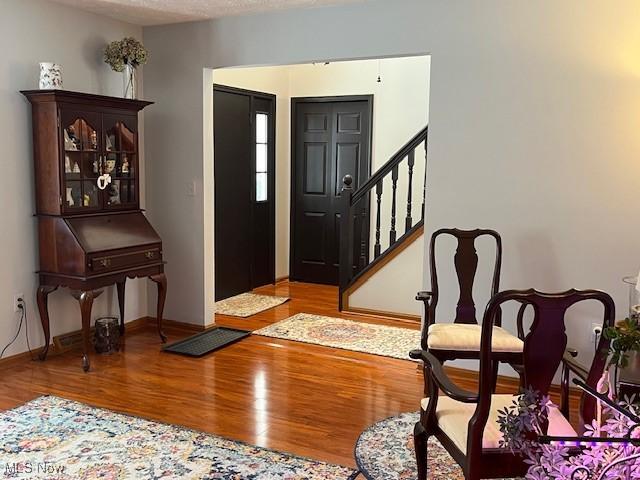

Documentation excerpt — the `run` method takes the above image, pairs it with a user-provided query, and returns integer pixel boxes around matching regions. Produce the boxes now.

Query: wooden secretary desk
[22,90,167,372]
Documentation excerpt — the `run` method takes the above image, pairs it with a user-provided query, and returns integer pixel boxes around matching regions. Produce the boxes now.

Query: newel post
[339,174,354,310]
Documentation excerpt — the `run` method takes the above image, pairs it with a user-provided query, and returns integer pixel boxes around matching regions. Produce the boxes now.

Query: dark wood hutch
[22,90,167,372]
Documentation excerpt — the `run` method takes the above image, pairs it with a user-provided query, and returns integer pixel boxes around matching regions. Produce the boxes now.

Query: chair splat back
[476,289,614,424]
[429,229,502,325]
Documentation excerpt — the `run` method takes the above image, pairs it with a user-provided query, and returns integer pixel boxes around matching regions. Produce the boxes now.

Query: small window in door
[255,112,268,202]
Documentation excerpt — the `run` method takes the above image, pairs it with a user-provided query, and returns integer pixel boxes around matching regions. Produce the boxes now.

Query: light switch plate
[187,180,197,196]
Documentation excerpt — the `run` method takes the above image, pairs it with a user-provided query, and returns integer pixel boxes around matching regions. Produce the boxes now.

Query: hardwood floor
[0,280,577,468]
[0,281,424,467]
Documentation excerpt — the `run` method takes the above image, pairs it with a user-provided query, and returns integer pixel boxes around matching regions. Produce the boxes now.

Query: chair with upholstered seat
[410,288,615,480]
[416,229,524,370]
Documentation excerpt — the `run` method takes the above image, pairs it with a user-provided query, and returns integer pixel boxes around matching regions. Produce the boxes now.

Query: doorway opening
[211,55,430,316]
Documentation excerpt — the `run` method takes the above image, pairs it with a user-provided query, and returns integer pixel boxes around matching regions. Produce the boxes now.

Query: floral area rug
[215,292,289,317]
[253,313,420,361]
[355,412,517,480]
[0,396,356,479]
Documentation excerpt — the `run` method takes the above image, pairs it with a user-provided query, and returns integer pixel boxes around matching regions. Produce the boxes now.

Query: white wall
[0,0,147,357]
[213,57,429,309]
[143,0,640,372]
[349,238,424,316]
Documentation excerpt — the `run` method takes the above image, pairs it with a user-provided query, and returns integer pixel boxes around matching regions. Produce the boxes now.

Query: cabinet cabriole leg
[116,280,126,335]
[149,273,167,343]
[36,285,57,361]
[79,290,94,372]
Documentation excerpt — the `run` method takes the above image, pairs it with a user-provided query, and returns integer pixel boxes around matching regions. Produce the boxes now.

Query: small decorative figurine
[108,181,121,205]
[97,173,112,191]
[72,188,82,207]
[64,129,78,151]
[90,130,97,150]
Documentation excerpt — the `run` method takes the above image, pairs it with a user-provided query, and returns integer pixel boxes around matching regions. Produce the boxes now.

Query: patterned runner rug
[253,313,420,360]
[0,396,356,479]
[215,292,289,317]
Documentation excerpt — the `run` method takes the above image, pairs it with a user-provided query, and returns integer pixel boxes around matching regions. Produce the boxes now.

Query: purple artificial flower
[497,387,640,479]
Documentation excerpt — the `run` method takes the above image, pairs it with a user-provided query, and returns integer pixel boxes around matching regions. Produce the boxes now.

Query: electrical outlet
[13,293,24,313]
[592,323,603,344]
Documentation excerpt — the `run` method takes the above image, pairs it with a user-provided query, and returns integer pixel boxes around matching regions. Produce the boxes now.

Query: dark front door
[290,96,372,285]
[214,85,275,301]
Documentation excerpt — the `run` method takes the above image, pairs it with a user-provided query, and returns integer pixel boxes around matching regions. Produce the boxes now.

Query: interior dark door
[291,97,372,285]
[214,86,275,301]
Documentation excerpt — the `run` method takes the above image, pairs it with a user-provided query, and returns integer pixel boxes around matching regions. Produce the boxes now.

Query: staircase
[339,126,428,314]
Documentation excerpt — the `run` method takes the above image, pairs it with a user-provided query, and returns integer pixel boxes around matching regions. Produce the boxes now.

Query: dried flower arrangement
[104,37,147,98]
[103,37,148,72]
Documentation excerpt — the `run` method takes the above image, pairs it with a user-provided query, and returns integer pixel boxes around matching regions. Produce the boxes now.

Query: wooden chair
[416,229,523,369]
[410,288,615,480]
[561,349,609,426]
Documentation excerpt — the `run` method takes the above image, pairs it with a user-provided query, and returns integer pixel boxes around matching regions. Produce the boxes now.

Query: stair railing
[339,126,428,310]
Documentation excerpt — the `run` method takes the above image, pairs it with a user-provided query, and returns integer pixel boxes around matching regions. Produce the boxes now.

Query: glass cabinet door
[61,111,101,211]
[103,115,138,208]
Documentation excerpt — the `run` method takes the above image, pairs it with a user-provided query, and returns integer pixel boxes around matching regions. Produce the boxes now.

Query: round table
[354,412,464,479]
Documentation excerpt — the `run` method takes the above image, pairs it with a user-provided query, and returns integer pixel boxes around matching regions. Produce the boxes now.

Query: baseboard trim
[154,317,206,332]
[125,316,153,331]
[52,316,151,354]
[0,346,49,368]
[1,316,207,366]
[275,275,289,284]
[343,306,421,323]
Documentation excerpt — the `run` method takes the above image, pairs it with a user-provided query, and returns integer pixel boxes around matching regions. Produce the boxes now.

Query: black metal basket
[94,317,120,354]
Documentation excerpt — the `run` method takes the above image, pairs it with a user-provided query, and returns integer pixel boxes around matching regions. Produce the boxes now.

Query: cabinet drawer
[89,248,161,273]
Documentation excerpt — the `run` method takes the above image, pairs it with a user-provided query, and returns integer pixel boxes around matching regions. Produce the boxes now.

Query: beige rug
[253,313,420,360]
[215,292,289,317]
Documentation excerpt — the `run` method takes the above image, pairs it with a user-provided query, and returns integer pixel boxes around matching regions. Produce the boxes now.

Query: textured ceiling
[50,0,365,26]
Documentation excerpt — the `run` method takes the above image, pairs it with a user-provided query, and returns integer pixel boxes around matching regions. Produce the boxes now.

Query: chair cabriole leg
[413,421,428,480]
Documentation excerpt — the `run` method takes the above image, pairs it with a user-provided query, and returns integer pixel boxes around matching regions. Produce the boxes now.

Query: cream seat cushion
[427,323,523,353]
[421,394,575,454]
